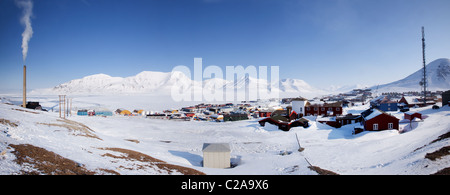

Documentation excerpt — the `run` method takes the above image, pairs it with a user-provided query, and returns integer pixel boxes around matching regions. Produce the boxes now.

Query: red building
[399,96,436,108]
[257,111,272,118]
[304,102,343,116]
[404,112,422,120]
[361,109,399,131]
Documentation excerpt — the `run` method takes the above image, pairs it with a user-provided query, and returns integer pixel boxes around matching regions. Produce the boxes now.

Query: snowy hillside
[31,71,325,99]
[374,58,450,92]
[1,97,449,175]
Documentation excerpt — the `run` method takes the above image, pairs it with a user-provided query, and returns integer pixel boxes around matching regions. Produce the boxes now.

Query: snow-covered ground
[1,95,449,175]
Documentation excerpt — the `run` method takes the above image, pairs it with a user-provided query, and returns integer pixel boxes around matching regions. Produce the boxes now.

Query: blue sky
[1,0,450,92]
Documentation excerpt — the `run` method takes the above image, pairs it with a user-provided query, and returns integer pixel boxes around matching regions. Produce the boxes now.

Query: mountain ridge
[31,58,450,98]
[31,70,324,99]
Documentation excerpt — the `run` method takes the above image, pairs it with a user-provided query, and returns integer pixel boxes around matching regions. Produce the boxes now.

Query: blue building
[77,109,113,116]
[370,96,398,112]
[95,110,113,116]
[77,110,88,116]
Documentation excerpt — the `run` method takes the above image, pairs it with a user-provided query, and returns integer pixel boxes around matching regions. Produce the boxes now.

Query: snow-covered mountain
[30,58,450,99]
[33,71,193,95]
[31,71,325,99]
[374,58,450,93]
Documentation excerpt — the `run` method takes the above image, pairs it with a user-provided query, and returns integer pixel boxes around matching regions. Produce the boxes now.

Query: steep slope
[375,58,450,92]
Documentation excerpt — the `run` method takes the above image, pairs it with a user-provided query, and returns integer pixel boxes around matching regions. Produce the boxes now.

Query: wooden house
[291,97,308,116]
[399,96,436,108]
[304,102,343,116]
[336,114,362,126]
[361,109,399,131]
[258,117,309,131]
[370,96,398,112]
[258,108,308,131]
[257,111,272,118]
[317,117,341,128]
[404,112,422,120]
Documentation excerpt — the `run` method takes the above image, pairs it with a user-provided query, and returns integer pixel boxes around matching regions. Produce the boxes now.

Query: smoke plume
[16,0,33,62]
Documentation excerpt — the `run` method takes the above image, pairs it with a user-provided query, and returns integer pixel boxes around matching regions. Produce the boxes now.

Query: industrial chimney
[23,65,26,108]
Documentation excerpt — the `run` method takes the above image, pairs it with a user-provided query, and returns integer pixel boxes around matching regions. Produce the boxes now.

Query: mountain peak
[83,73,112,79]
[374,58,450,93]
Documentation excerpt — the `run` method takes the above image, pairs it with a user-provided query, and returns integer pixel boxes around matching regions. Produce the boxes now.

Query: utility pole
[69,98,73,117]
[59,95,61,118]
[421,26,427,106]
[58,95,66,119]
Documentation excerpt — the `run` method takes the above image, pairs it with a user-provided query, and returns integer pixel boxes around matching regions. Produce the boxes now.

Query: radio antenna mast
[421,26,427,106]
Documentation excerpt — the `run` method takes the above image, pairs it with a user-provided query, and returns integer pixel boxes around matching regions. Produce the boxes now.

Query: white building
[202,143,231,169]
[291,97,308,116]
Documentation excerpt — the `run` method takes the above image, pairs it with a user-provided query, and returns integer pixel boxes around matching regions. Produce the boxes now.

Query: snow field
[1,95,449,175]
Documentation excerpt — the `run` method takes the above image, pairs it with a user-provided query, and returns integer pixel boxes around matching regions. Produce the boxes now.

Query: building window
[314,107,318,111]
[373,123,378,130]
[307,107,310,111]
[388,123,393,129]
[328,107,332,111]
[336,108,340,111]
[321,107,325,111]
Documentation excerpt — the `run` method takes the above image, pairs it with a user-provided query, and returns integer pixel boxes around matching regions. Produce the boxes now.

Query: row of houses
[77,108,143,117]
[290,97,343,117]
[320,107,429,134]
[369,93,446,112]
[316,108,422,134]
[77,109,113,116]
[259,92,439,134]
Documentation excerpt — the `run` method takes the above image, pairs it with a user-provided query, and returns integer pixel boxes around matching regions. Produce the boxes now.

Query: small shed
[202,143,231,169]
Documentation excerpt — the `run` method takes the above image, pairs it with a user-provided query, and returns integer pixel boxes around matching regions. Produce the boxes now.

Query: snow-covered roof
[370,95,386,103]
[363,109,383,121]
[202,143,231,153]
[403,96,420,103]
